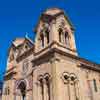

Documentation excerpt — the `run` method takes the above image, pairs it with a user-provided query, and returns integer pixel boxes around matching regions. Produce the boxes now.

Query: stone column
[50,58,59,100]
[11,79,16,100]
[64,82,70,100]
[43,79,49,100]
[87,80,93,100]
[69,81,75,100]
[15,89,21,100]
[67,80,71,100]
[38,80,43,100]
[4,94,7,100]
[51,20,58,42]
[63,76,70,100]
[44,33,48,46]
[33,81,38,100]
[69,31,76,51]
[74,81,80,100]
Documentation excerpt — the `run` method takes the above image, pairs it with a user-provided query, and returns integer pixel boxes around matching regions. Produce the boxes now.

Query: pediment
[8,37,34,62]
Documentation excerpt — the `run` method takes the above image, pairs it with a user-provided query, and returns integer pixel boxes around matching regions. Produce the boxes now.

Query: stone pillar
[67,81,71,100]
[44,35,47,46]
[33,81,38,100]
[38,81,43,100]
[64,82,70,100]
[69,31,76,51]
[61,33,64,44]
[74,81,80,100]
[3,94,7,100]
[50,58,59,100]
[87,80,93,100]
[15,89,21,100]
[11,79,16,100]
[51,21,58,42]
[70,81,75,100]
[43,79,49,100]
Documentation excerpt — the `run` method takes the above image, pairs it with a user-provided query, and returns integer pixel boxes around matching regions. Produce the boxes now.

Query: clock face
[22,60,29,75]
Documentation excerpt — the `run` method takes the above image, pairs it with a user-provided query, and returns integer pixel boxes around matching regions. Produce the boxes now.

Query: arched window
[93,79,98,92]
[45,75,51,100]
[62,73,79,100]
[70,73,80,100]
[38,74,51,100]
[7,87,10,95]
[58,28,63,42]
[65,31,69,45]
[45,28,50,44]
[40,33,44,47]
[39,78,44,100]
[62,72,70,84]
[18,82,26,100]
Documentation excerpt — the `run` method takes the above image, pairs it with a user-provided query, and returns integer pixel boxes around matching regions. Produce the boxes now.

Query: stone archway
[18,81,26,100]
[15,80,27,100]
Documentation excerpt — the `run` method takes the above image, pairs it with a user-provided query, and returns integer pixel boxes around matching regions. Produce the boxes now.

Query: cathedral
[2,8,100,100]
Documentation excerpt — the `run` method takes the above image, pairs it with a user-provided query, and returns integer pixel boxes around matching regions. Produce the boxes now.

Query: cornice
[32,42,100,72]
[34,41,76,56]
[4,71,16,80]
[6,66,16,73]
[78,63,100,72]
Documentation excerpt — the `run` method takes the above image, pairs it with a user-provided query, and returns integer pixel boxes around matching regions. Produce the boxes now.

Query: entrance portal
[18,81,26,100]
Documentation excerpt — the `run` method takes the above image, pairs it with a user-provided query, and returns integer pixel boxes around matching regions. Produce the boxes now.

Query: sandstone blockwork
[2,8,100,100]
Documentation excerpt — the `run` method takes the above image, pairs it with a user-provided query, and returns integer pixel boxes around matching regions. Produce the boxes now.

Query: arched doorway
[18,81,26,100]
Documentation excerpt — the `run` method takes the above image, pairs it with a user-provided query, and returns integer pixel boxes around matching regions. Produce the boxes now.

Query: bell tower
[35,8,77,55]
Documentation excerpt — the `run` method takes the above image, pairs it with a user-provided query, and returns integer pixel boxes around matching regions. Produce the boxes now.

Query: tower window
[40,34,44,47]
[93,79,98,92]
[58,28,63,42]
[65,31,69,45]
[45,28,50,44]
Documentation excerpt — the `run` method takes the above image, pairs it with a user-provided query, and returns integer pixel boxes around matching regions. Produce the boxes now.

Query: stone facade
[2,8,100,100]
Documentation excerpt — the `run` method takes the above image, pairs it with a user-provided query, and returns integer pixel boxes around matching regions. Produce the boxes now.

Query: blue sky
[0,0,100,80]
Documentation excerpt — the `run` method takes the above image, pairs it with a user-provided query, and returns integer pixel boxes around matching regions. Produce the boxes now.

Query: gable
[8,37,34,62]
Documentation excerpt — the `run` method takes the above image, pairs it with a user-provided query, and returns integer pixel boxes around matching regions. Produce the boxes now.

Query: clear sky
[0,0,100,80]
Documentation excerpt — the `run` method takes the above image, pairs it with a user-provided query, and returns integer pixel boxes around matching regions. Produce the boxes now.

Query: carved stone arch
[37,75,44,100]
[40,33,45,47]
[70,73,77,79]
[43,73,51,100]
[16,80,26,89]
[37,75,44,82]
[69,73,80,100]
[70,73,78,84]
[64,27,70,34]
[62,72,70,84]
[58,27,64,43]
[43,73,51,82]
[16,79,29,90]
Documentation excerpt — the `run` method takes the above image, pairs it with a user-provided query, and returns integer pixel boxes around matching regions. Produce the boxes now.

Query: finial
[25,32,29,38]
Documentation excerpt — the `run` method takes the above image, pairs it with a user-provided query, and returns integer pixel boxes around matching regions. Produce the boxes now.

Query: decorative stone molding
[61,72,70,84]
[62,72,78,85]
